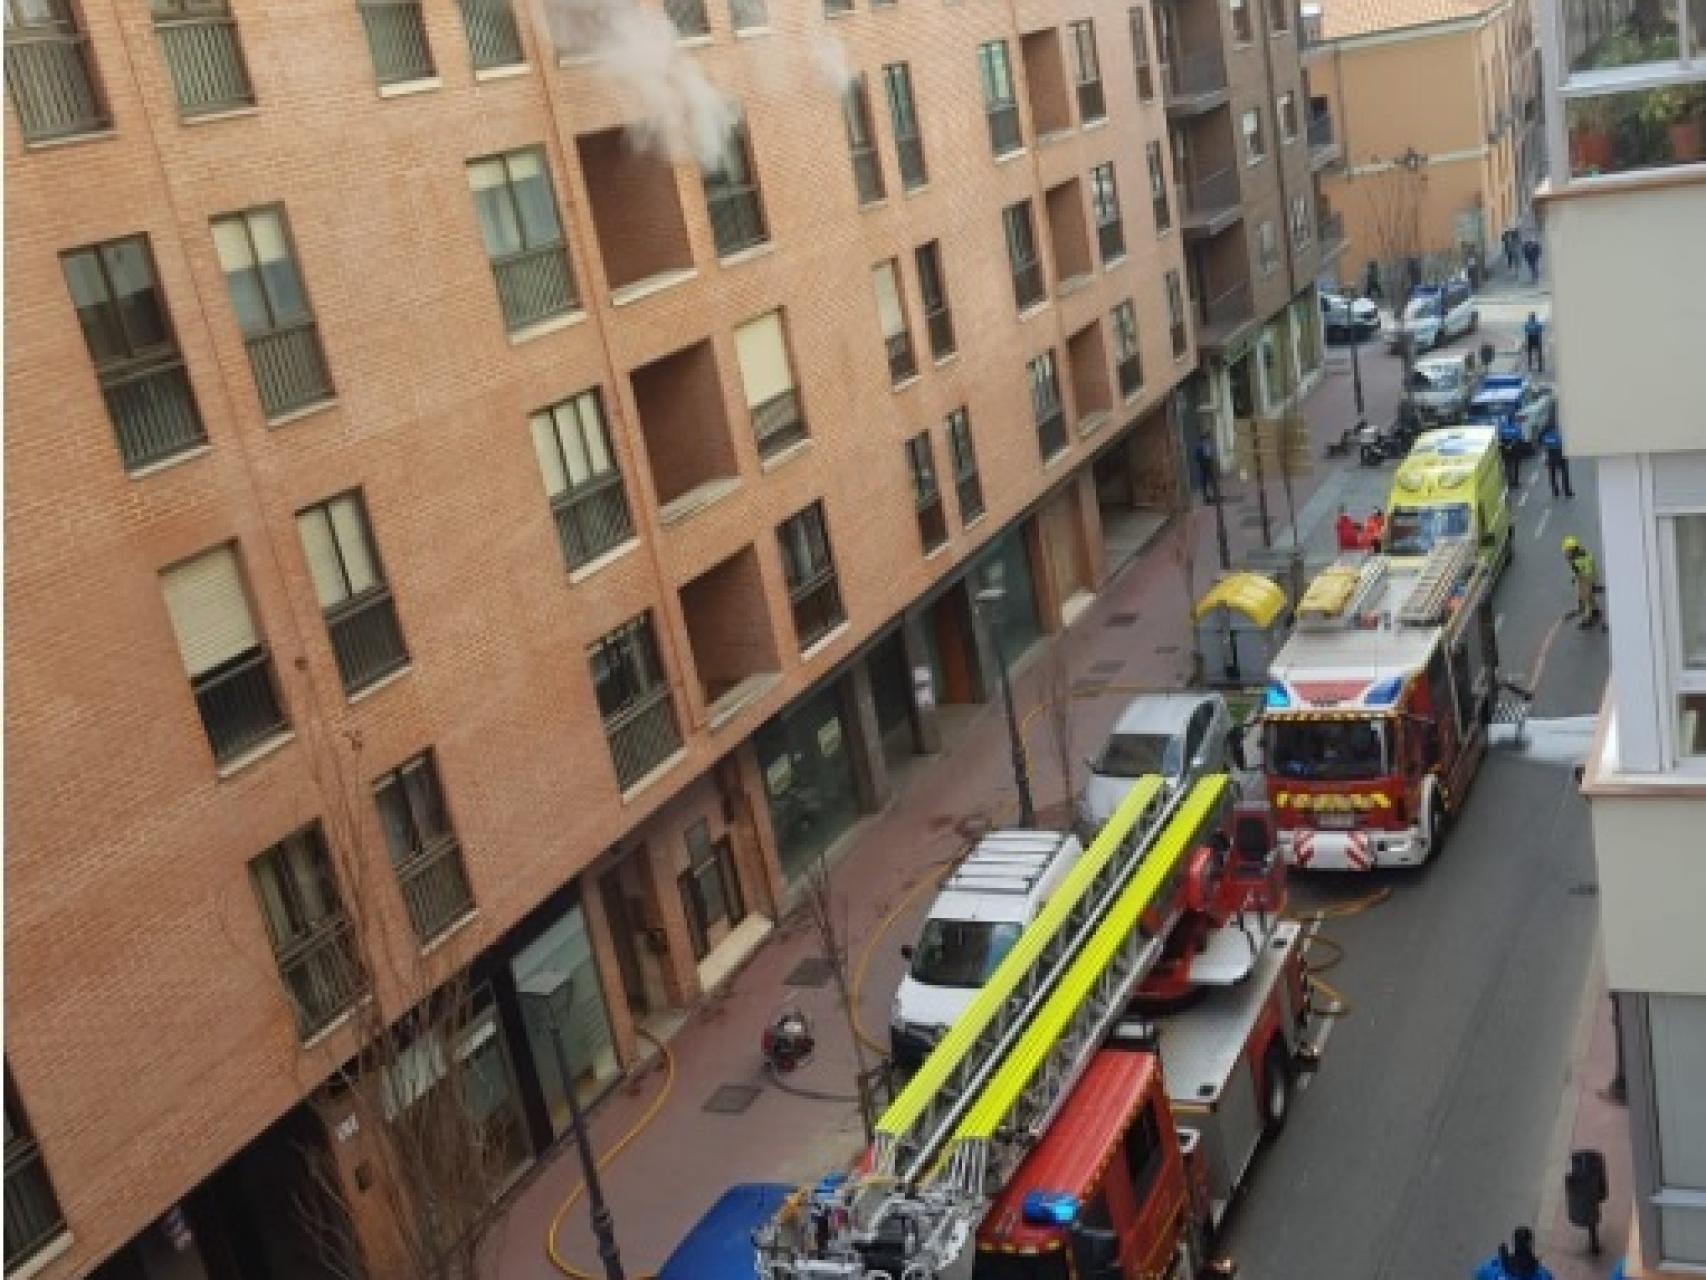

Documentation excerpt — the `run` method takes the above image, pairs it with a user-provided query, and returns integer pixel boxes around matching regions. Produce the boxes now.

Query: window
[1165,269,1187,357]
[946,408,984,522]
[1257,218,1279,274]
[730,0,767,31]
[824,0,852,12]
[153,0,253,116]
[1145,141,1171,233]
[297,492,409,695]
[663,0,710,37]
[1290,193,1313,246]
[678,821,746,962]
[161,544,288,764]
[702,117,769,257]
[4,1072,65,1271]
[1642,994,1706,1265]
[62,235,206,472]
[250,825,362,1037]
[842,73,886,205]
[873,259,918,385]
[1230,0,1254,42]
[467,147,579,332]
[915,240,956,360]
[1068,20,1106,122]
[211,205,334,420]
[1241,107,1266,163]
[1111,300,1143,398]
[777,502,845,651]
[589,613,682,789]
[375,752,474,944]
[1128,6,1155,101]
[1004,200,1045,312]
[1090,162,1125,264]
[1278,90,1299,142]
[457,0,524,70]
[883,62,927,190]
[1123,1101,1166,1204]
[357,0,435,86]
[1029,350,1066,461]
[906,433,948,553]
[530,389,634,567]
[4,0,108,142]
[978,40,1022,156]
[1669,513,1706,759]
[735,311,807,458]
[1269,0,1290,34]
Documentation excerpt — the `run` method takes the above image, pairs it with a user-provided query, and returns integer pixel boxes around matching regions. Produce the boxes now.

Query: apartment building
[1309,0,1542,293]
[1,0,1203,1274]
[1537,0,1706,1269]
[1156,0,1338,463]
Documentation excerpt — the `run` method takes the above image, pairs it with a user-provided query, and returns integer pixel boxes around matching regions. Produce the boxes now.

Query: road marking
[1534,506,1551,540]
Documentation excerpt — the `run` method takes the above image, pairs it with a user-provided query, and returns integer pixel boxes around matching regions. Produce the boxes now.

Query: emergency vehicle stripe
[874,775,1167,1140]
[947,776,1229,1144]
[1347,833,1371,870]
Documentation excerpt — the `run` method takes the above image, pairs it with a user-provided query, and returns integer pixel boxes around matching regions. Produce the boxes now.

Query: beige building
[1309,0,1542,292]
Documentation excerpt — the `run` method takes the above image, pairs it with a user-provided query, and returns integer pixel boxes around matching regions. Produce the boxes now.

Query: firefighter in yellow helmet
[1562,535,1602,629]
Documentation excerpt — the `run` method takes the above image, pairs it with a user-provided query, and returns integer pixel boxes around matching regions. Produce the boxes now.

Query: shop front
[754,679,865,882]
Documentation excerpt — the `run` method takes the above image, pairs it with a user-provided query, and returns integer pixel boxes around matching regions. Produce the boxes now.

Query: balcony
[492,241,578,332]
[359,0,435,85]
[1317,210,1347,262]
[1308,112,1343,169]
[630,339,741,521]
[577,128,694,297]
[103,359,206,471]
[195,650,288,764]
[327,589,409,694]
[1195,279,1257,352]
[680,547,781,726]
[1178,166,1244,238]
[1163,49,1230,116]
[1045,178,1094,292]
[4,26,107,142]
[458,0,524,70]
[156,14,254,116]
[278,918,363,1037]
[552,471,634,567]
[751,388,807,460]
[396,836,474,943]
[245,321,334,420]
[605,684,683,789]
[1067,322,1112,434]
[1021,29,1074,139]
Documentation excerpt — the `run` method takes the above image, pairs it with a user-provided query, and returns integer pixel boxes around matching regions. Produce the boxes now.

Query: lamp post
[518,974,626,1280]
[1347,303,1367,421]
[973,573,1036,828]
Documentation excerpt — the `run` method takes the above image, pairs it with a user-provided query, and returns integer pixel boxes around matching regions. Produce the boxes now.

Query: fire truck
[683,770,1329,1280]
[1261,536,1499,871]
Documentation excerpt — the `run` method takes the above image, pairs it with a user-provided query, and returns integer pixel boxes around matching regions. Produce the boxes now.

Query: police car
[1387,276,1478,353]
[1465,374,1557,452]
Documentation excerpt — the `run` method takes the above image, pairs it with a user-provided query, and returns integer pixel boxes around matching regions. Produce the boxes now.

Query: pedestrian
[1540,417,1574,498]
[1365,259,1383,301]
[1336,506,1361,551]
[1503,226,1520,271]
[1563,535,1603,629]
[1500,422,1523,488]
[1364,506,1386,552]
[1195,433,1219,503]
[1524,237,1543,283]
[1480,339,1497,374]
[1525,312,1545,372]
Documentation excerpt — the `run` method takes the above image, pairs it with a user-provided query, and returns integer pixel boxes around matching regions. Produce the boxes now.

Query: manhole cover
[785,957,833,988]
[703,1084,762,1115]
[1105,612,1140,628]
[1072,679,1108,697]
[1089,660,1125,677]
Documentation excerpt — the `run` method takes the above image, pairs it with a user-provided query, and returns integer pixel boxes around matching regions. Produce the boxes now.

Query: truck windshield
[1411,366,1459,391]
[1387,503,1471,556]
[975,1251,1070,1280]
[912,920,1024,988]
[1267,718,1389,781]
[1094,732,1178,778]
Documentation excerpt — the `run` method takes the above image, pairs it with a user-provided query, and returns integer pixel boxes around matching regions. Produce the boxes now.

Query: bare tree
[1361,154,1430,420]
[800,852,879,1142]
[1040,635,1083,835]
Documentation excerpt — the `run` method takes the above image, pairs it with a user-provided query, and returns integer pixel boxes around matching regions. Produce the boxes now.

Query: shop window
[756,682,862,880]
[510,901,620,1119]
[678,820,747,962]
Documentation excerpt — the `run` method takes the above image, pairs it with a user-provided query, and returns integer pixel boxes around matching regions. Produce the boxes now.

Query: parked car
[1080,692,1236,830]
[1465,373,1557,450]
[1387,276,1478,354]
[1319,288,1380,342]
[1408,351,1483,424]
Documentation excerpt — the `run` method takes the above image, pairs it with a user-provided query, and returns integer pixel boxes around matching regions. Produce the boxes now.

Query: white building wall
[1591,790,1706,996]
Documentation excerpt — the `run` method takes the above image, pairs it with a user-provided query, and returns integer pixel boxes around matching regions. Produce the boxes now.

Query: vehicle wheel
[1428,793,1449,858]
[1262,1042,1294,1136]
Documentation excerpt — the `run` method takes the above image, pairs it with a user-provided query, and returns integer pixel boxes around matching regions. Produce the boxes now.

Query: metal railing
[396,836,474,942]
[156,15,253,115]
[986,102,1022,155]
[4,1136,64,1271]
[1164,49,1228,100]
[194,649,287,764]
[458,0,524,69]
[327,589,409,694]
[492,242,578,331]
[103,359,206,471]
[924,304,956,359]
[1118,354,1143,398]
[851,144,886,205]
[605,685,682,789]
[1076,77,1107,122]
[246,320,334,419]
[552,472,633,567]
[707,184,767,256]
[886,330,919,384]
[359,0,435,85]
[730,0,769,30]
[1097,216,1126,263]
[896,133,927,189]
[751,388,807,458]
[278,917,363,1037]
[1036,406,1068,459]
[1180,165,1241,217]
[957,470,985,522]
[664,0,710,37]
[4,28,107,142]
[1011,257,1045,311]
[789,571,845,650]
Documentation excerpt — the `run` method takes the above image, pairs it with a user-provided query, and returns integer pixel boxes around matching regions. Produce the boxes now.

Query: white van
[889,829,1084,1068]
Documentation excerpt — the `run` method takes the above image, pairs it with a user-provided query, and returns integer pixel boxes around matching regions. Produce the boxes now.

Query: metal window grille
[300,493,410,694]
[947,409,985,522]
[1030,352,1067,459]
[591,615,682,789]
[249,826,364,1037]
[212,207,335,418]
[375,754,474,943]
[1070,21,1106,121]
[1129,7,1155,100]
[358,0,435,85]
[884,64,928,190]
[979,42,1022,155]
[4,1078,65,1271]
[916,241,956,359]
[1092,164,1126,261]
[907,434,947,551]
[457,0,523,69]
[844,75,886,205]
[153,0,254,116]
[469,149,579,331]
[778,504,844,650]
[1005,202,1045,311]
[4,0,107,141]
[195,647,288,763]
[703,125,769,256]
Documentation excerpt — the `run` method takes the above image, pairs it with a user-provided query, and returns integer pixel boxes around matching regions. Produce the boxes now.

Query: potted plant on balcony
[1640,83,1706,164]
[1568,95,1618,174]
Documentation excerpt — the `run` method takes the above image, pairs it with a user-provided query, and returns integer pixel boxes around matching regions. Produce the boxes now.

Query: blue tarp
[657,1183,793,1280]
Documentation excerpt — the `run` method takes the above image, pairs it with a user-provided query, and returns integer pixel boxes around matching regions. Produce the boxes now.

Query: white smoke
[809,30,855,95]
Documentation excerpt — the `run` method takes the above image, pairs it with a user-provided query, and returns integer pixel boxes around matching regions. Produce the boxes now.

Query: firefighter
[1473,1227,1554,1280]
[1364,507,1386,552]
[1563,536,1603,630]
[1336,506,1361,551]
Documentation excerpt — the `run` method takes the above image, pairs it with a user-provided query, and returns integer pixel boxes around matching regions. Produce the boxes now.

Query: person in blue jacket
[1540,417,1574,498]
[1475,1227,1556,1280]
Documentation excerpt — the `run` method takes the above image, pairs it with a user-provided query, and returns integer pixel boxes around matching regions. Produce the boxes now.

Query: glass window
[1386,503,1471,556]
[1241,107,1266,162]
[1124,1101,1166,1203]
[1266,718,1389,781]
[511,900,619,1118]
[909,919,1023,988]
[1673,514,1706,758]
[1096,731,1177,778]
[755,681,863,879]
[212,207,310,335]
[4,1072,65,1272]
[1649,994,1706,1263]
[1230,0,1254,42]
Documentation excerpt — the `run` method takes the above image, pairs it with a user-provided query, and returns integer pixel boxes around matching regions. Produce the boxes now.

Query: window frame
[906,431,948,553]
[1241,106,1267,163]
[1090,161,1126,264]
[701,116,770,257]
[248,823,362,1038]
[374,750,474,945]
[883,61,928,190]
[1128,6,1156,102]
[777,502,846,649]
[1278,89,1299,142]
[946,407,985,523]
[296,489,410,695]
[1658,510,1706,767]
[1230,0,1254,43]
[3,1070,66,1272]
[1111,299,1143,398]
[842,71,887,206]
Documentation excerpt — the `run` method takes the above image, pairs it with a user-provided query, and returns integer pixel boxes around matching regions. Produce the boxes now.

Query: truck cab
[1386,427,1511,574]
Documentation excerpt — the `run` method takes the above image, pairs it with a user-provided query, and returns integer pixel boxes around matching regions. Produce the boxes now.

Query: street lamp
[517,972,626,1280]
[972,570,1036,828]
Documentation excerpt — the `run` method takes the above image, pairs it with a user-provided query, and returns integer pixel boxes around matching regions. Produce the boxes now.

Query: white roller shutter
[161,546,260,677]
[872,262,906,340]
[734,312,795,408]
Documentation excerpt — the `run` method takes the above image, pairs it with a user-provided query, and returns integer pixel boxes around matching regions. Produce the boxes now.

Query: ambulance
[1384,427,1512,574]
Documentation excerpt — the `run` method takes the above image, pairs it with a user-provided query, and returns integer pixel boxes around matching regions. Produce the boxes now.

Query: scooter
[1357,403,1423,467]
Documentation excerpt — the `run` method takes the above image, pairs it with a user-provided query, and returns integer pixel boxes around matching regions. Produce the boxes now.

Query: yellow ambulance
[1383,427,1512,575]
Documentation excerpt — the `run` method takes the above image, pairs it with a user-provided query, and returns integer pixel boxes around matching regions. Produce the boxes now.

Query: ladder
[1397,536,1475,626]
[1297,555,1388,629]
[755,774,1233,1280]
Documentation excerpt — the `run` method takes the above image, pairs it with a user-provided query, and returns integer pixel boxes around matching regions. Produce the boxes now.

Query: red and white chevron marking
[1290,830,1372,870]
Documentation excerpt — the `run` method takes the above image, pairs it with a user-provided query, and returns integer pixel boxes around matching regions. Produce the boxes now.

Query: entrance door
[599,875,650,1018]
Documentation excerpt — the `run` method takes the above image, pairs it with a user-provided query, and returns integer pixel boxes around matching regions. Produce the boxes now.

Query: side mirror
[899,944,914,962]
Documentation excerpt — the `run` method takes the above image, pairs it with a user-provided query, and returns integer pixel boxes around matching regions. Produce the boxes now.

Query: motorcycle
[1357,403,1423,467]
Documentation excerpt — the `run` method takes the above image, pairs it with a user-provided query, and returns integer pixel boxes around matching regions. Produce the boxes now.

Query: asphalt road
[1219,310,1610,1280]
